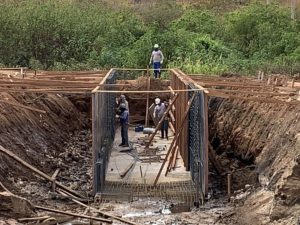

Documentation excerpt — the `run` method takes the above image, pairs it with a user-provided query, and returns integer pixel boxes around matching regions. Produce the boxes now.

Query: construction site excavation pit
[0,68,299,225]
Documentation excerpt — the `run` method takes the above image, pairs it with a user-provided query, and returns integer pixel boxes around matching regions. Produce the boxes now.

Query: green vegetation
[0,0,299,75]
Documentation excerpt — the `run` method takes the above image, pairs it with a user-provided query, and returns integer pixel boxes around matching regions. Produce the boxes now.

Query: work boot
[119,143,125,147]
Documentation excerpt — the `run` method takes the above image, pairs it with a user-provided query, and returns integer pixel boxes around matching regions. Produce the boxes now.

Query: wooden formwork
[171,71,189,168]
[170,69,209,196]
[92,68,209,196]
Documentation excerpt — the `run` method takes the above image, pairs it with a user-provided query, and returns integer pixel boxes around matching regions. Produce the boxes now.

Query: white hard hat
[155,98,160,105]
[154,44,159,48]
[120,94,126,100]
[120,103,126,109]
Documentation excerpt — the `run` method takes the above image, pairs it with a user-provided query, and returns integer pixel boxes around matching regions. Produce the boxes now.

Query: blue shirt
[120,110,129,124]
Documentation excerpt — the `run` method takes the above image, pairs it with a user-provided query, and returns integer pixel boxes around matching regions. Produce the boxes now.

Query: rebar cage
[92,69,208,197]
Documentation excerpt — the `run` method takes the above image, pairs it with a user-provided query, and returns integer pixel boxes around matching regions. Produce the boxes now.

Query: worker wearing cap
[153,98,168,139]
[116,103,129,147]
[149,44,164,79]
[118,94,129,113]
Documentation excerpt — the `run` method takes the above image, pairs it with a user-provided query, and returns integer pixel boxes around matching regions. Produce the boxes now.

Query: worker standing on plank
[116,103,129,147]
[149,44,164,79]
[153,98,168,139]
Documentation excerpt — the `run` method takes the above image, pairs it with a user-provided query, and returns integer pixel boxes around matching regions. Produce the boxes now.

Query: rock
[0,191,34,218]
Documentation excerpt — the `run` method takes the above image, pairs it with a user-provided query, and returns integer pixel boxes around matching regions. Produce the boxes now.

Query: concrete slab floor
[106,126,191,185]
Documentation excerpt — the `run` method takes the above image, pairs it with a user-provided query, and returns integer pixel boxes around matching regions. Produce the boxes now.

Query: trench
[0,74,299,224]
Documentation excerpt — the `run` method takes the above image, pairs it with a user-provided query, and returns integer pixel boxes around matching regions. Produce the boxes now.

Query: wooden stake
[0,145,84,199]
[34,205,112,223]
[153,93,196,186]
[145,66,150,127]
[51,168,60,192]
[0,100,46,114]
[145,93,178,149]
[57,190,138,225]
[18,216,51,222]
[227,173,232,200]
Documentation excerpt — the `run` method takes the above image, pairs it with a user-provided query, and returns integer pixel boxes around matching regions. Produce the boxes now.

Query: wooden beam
[145,93,179,149]
[168,121,175,134]
[145,67,150,127]
[51,169,60,192]
[153,93,196,186]
[93,88,201,94]
[0,100,46,114]
[120,161,135,179]
[0,145,85,199]
[34,206,112,223]
[57,190,138,225]
[166,145,179,173]
[18,216,51,222]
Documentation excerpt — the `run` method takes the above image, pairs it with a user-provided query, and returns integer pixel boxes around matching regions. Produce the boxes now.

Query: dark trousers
[121,123,129,145]
[153,62,161,78]
[160,120,169,139]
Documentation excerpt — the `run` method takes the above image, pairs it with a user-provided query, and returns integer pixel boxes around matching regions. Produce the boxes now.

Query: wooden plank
[0,89,91,94]
[145,94,178,149]
[166,145,178,174]
[18,216,51,222]
[168,111,175,123]
[168,121,175,134]
[145,67,150,127]
[153,93,196,186]
[93,88,202,94]
[57,190,138,225]
[120,161,135,179]
[204,92,209,195]
[0,145,85,199]
[34,206,112,223]
[0,100,46,114]
[51,169,60,192]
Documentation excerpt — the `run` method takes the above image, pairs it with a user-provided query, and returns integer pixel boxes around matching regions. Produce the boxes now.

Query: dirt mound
[209,97,300,223]
[0,192,34,219]
[0,92,90,202]
[117,77,171,123]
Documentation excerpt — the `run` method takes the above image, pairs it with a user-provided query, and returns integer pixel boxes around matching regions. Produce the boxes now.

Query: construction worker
[118,94,129,112]
[149,44,164,79]
[153,98,168,139]
[116,103,129,147]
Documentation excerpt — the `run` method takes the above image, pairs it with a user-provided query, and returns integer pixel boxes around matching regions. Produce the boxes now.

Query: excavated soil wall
[209,97,300,223]
[0,92,89,196]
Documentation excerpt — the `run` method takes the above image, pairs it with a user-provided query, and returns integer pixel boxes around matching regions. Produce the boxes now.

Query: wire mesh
[188,84,207,195]
[93,70,118,193]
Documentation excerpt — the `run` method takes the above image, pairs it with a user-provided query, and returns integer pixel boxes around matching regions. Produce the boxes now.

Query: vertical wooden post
[145,66,150,127]
[227,173,232,200]
[51,169,60,192]
[204,92,209,196]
